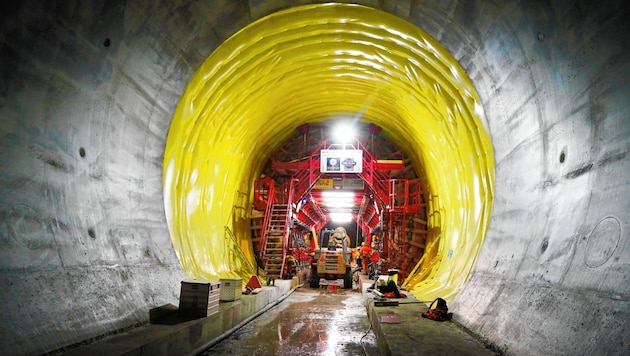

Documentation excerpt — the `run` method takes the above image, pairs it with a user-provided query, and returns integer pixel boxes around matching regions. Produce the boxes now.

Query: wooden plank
[409,240,425,248]
[411,235,426,244]
[412,217,427,224]
[407,227,428,234]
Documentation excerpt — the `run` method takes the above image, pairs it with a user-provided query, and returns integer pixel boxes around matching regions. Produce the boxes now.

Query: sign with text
[320,149,363,173]
[342,178,364,190]
[313,179,334,189]
[312,178,364,190]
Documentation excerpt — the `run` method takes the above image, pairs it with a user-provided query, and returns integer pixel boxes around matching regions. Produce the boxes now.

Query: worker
[369,248,381,278]
[370,248,380,264]
[284,255,296,277]
[371,234,380,250]
[359,241,371,274]
[352,247,360,268]
[304,232,313,252]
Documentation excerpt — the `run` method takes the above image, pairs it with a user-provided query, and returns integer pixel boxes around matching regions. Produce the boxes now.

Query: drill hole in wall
[79,147,86,158]
[559,150,566,163]
[88,228,96,239]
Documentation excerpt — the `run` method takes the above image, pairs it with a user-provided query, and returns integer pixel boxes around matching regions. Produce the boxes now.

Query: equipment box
[179,280,221,317]
[219,278,242,301]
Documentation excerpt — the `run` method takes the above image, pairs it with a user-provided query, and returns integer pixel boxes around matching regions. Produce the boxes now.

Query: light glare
[333,122,355,143]
[329,212,353,222]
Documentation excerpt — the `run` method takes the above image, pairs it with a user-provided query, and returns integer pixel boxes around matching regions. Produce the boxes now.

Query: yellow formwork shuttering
[163,4,494,302]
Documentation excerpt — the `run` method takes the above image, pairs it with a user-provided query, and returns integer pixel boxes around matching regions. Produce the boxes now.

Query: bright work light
[329,212,353,223]
[332,122,355,143]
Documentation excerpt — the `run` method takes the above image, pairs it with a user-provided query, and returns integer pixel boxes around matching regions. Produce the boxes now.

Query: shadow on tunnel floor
[149,303,203,325]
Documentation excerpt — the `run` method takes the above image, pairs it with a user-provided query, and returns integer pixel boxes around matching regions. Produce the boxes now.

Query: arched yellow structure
[163,3,494,301]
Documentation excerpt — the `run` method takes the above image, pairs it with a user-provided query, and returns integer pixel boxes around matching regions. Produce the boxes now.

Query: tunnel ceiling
[164,3,494,300]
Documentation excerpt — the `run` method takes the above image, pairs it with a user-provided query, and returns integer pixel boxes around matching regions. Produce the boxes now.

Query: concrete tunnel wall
[0,1,628,355]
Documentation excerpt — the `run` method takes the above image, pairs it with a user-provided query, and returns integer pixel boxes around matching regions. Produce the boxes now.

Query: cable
[398,300,430,304]
[359,322,373,356]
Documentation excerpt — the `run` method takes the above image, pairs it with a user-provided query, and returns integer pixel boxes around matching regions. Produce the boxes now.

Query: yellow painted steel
[163,3,494,301]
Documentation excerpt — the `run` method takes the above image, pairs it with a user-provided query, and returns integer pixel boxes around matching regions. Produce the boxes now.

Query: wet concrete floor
[201,286,379,356]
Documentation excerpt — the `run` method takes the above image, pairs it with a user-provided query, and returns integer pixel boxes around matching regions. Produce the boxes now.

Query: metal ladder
[262,203,289,280]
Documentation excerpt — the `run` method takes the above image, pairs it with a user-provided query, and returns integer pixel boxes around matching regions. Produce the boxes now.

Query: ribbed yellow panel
[163,3,494,300]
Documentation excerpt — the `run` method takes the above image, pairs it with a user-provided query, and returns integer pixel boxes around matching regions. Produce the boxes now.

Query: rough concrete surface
[0,1,629,355]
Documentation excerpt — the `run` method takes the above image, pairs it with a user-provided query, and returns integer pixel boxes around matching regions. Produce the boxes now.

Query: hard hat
[361,242,366,246]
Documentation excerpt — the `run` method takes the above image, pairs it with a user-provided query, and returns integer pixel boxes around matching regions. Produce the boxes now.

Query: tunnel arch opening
[256,120,426,282]
[163,3,494,301]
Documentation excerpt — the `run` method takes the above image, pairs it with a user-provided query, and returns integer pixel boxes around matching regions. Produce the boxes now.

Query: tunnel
[1,1,628,355]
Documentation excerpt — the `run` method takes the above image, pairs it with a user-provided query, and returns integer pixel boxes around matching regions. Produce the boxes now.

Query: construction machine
[309,226,353,289]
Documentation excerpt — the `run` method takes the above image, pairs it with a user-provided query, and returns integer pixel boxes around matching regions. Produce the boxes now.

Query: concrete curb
[361,277,499,356]
[61,279,296,356]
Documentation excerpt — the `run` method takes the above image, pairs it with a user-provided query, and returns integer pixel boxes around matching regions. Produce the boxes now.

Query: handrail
[356,140,390,206]
[429,194,442,227]
[293,140,326,198]
[370,140,406,162]
[296,197,327,230]
[224,226,256,275]
[390,179,422,213]
[259,181,277,260]
[402,233,441,287]
[280,178,299,278]
[309,195,327,230]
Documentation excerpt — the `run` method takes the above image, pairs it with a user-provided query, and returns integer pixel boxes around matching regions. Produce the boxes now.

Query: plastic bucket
[387,269,399,285]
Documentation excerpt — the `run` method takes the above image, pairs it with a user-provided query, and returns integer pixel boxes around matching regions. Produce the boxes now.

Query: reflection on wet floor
[202,286,379,356]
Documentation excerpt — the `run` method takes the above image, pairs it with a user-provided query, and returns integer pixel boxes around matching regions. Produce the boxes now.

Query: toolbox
[219,278,243,301]
[178,280,221,317]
